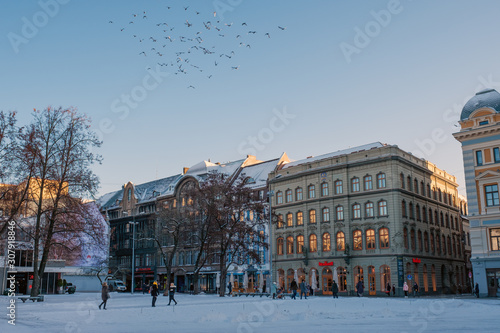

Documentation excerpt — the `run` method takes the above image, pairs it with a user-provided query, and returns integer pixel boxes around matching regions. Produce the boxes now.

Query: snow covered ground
[1,292,499,333]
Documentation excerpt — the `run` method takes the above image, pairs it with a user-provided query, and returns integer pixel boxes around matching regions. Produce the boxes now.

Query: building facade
[453,88,500,297]
[269,142,467,296]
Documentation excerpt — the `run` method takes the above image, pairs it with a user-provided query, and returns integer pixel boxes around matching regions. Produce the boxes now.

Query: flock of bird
[109,4,286,88]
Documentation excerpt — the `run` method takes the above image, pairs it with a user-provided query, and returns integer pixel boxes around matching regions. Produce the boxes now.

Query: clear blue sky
[2,0,500,198]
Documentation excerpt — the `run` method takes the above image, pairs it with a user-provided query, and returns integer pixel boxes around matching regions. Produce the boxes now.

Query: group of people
[98,281,178,309]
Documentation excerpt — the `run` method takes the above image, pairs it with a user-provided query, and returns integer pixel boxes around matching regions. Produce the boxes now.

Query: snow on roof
[282,142,385,169]
[186,159,246,177]
[240,158,280,189]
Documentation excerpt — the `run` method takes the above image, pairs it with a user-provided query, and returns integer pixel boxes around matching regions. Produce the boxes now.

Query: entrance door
[322,268,332,295]
[487,270,500,297]
[368,266,376,296]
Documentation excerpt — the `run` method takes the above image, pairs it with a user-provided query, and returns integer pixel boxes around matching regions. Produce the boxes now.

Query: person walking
[262,280,267,294]
[189,283,194,295]
[151,281,159,307]
[412,282,419,297]
[392,284,396,296]
[299,279,307,299]
[98,282,110,310]
[474,283,479,298]
[332,280,339,299]
[168,282,177,305]
[356,280,364,297]
[228,282,232,296]
[271,282,277,299]
[386,282,391,296]
[403,281,409,298]
[290,279,298,300]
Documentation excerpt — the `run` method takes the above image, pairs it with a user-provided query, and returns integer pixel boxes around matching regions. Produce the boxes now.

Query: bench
[18,296,44,303]
[277,293,293,299]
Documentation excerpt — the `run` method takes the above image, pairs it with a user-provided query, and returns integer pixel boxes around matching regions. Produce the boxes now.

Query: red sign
[412,258,421,263]
[318,261,334,266]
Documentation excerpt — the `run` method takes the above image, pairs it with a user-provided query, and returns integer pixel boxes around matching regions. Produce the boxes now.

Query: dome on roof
[461,88,500,121]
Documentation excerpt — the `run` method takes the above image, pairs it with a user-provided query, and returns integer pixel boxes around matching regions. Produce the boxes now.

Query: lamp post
[129,220,139,294]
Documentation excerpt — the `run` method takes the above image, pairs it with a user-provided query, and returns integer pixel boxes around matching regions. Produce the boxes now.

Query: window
[297,235,304,253]
[286,236,294,254]
[479,120,489,125]
[429,208,433,224]
[308,185,315,199]
[424,231,429,252]
[336,205,344,221]
[336,232,345,251]
[427,184,431,198]
[286,189,293,203]
[364,176,373,191]
[442,235,447,254]
[445,214,450,228]
[322,207,330,222]
[365,202,374,217]
[421,181,425,195]
[321,182,329,196]
[377,173,386,189]
[402,201,407,217]
[335,180,343,194]
[353,230,362,250]
[297,211,303,226]
[277,238,284,255]
[410,229,416,251]
[403,227,409,249]
[366,229,375,249]
[379,228,389,248]
[352,204,361,219]
[440,212,444,227]
[476,150,483,166]
[309,234,317,252]
[400,173,405,189]
[485,184,500,206]
[277,214,283,228]
[447,236,452,255]
[407,176,412,191]
[296,188,303,201]
[351,178,360,192]
[322,233,331,252]
[309,209,316,224]
[490,228,500,251]
[414,179,418,194]
[436,233,441,253]
[337,267,347,291]
[380,265,391,293]
[286,213,293,227]
[418,230,423,251]
[378,200,388,216]
[430,232,435,253]
[422,206,427,223]
[416,204,421,221]
[128,189,132,201]
[277,191,283,204]
[495,148,500,163]
[409,202,414,219]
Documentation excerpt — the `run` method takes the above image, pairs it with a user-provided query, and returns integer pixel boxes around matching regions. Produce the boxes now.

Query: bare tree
[192,172,268,297]
[11,107,103,297]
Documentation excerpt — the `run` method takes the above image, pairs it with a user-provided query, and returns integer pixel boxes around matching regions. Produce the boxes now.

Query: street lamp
[129,220,139,294]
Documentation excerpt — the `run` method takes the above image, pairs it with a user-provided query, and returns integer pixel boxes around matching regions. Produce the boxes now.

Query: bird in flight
[232,66,239,70]
[185,20,192,27]
[139,51,146,56]
[265,33,271,38]
[108,21,113,23]
[188,85,195,89]
[242,22,247,26]
[184,6,189,10]
[278,26,286,30]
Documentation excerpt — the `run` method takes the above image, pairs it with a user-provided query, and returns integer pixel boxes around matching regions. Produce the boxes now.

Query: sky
[2,0,500,198]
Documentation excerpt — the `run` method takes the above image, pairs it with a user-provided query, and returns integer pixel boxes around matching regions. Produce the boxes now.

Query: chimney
[183,167,189,174]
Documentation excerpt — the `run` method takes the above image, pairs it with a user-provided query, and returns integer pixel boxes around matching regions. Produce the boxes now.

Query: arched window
[430,232,435,253]
[423,264,428,292]
[296,187,303,201]
[336,231,345,251]
[424,231,429,252]
[380,265,391,292]
[416,204,421,221]
[378,200,388,216]
[429,208,433,224]
[409,202,414,219]
[403,227,409,249]
[379,228,389,249]
[277,214,283,228]
[337,267,347,291]
[286,236,294,254]
[351,177,360,192]
[366,229,375,249]
[352,203,361,219]
[447,236,452,255]
[431,265,436,291]
[402,200,407,217]
[442,235,446,254]
[354,266,364,287]
[308,185,315,199]
[297,235,304,254]
[297,211,303,226]
[407,176,412,191]
[418,230,423,251]
[336,205,344,221]
[285,189,293,203]
[309,234,317,252]
[400,173,405,189]
[414,179,419,194]
[377,173,386,189]
[410,229,416,251]
[322,207,330,222]
[127,189,132,201]
[438,189,442,202]
[335,180,343,194]
[277,237,284,255]
[420,181,425,195]
[364,175,373,191]
[452,236,457,257]
[365,202,374,217]
[440,212,444,227]
[427,184,431,197]
[287,269,295,292]
[309,209,316,224]
[353,230,362,250]
[276,191,283,204]
[422,206,427,223]
[321,182,329,196]
[286,213,293,227]
[322,232,331,252]
[436,233,441,253]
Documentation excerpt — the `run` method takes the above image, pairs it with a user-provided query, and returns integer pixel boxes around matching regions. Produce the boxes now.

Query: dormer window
[479,120,489,126]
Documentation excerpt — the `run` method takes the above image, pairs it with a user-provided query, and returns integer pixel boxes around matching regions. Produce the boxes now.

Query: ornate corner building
[269,142,468,296]
[454,88,500,297]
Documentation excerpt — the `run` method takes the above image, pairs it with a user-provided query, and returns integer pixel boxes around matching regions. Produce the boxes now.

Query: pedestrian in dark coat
[189,283,194,295]
[168,283,177,305]
[290,279,298,300]
[412,282,419,297]
[99,282,109,310]
[332,281,339,298]
[356,280,364,297]
[386,282,391,296]
[228,282,232,296]
[392,284,396,296]
[151,281,159,307]
[474,283,479,298]
[299,280,307,299]
[262,281,267,294]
